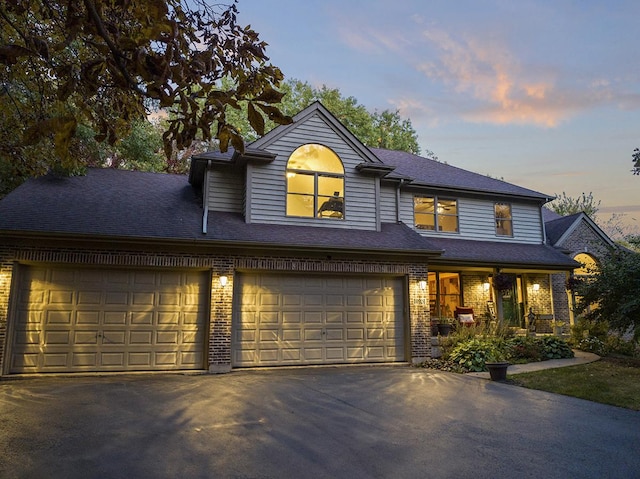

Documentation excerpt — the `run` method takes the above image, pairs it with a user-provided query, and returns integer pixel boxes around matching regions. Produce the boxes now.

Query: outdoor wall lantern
[532,283,540,291]
[418,280,427,291]
[483,282,491,291]
[219,275,229,287]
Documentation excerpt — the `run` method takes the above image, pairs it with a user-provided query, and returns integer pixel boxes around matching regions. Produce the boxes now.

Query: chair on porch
[454,306,475,328]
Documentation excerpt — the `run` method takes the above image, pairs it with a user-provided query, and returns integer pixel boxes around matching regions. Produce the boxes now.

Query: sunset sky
[237,0,640,234]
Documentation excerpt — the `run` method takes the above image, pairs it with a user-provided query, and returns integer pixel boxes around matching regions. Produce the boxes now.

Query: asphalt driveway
[1,366,639,479]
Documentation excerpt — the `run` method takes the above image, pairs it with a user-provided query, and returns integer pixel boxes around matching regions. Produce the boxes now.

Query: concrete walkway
[467,349,600,379]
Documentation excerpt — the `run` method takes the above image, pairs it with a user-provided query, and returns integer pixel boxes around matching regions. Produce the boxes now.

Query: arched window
[286,144,345,219]
[574,253,598,276]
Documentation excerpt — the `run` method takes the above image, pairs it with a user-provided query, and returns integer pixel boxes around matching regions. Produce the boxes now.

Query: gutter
[0,230,445,259]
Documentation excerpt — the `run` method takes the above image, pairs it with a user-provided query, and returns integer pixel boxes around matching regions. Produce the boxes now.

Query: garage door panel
[282,349,301,361]
[326,348,345,360]
[10,266,207,374]
[73,353,98,367]
[131,312,153,325]
[282,312,301,324]
[77,311,100,324]
[105,292,129,306]
[282,329,301,341]
[304,312,322,323]
[46,311,72,324]
[44,331,70,345]
[303,348,322,360]
[304,329,323,340]
[325,329,343,341]
[14,329,40,346]
[75,331,98,344]
[233,273,405,367]
[326,312,344,323]
[259,349,279,362]
[258,312,279,324]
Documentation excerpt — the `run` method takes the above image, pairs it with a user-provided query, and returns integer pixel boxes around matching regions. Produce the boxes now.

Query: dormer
[190,102,394,233]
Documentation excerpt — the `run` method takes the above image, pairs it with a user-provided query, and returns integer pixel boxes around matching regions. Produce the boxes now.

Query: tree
[574,248,640,336]
[224,78,423,155]
[0,0,290,177]
[549,191,601,218]
[633,148,640,175]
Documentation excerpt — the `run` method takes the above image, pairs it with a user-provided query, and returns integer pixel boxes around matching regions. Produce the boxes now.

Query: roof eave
[0,230,444,258]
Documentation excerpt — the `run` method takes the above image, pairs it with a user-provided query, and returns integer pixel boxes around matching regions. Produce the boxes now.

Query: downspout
[395,179,405,223]
[540,202,549,244]
[202,160,211,234]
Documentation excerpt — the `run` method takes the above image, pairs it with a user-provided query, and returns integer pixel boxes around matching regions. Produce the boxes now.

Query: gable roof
[251,101,386,167]
[370,148,552,201]
[545,212,615,248]
[542,206,562,222]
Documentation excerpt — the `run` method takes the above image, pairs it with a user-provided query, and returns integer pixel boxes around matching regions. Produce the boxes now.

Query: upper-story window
[495,202,513,236]
[414,196,459,232]
[286,144,345,219]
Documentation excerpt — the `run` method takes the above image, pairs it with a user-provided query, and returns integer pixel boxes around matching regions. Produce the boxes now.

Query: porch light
[219,275,228,287]
[483,282,491,291]
[532,283,540,291]
[418,280,427,291]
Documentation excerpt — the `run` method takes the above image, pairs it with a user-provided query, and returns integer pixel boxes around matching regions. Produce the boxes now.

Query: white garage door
[9,266,209,374]
[233,273,405,367]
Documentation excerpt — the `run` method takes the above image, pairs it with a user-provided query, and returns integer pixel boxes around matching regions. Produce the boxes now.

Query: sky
[235,0,640,235]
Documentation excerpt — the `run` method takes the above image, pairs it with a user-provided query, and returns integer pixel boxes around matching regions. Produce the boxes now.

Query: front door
[502,275,524,328]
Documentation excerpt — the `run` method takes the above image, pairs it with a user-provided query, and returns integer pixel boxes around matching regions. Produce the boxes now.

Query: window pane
[495,203,513,236]
[438,199,457,214]
[439,273,460,318]
[428,272,438,316]
[317,195,344,218]
[286,194,314,217]
[317,175,343,197]
[287,172,314,194]
[288,144,343,174]
[414,197,435,229]
[439,214,458,232]
[438,199,458,232]
[415,213,435,230]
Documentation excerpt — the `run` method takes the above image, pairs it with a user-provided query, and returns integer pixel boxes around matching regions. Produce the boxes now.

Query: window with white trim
[495,202,513,236]
[414,196,458,232]
[286,144,345,219]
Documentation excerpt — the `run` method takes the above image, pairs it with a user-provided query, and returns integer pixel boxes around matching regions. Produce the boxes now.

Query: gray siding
[399,192,543,243]
[207,168,244,213]
[247,114,378,231]
[380,184,397,223]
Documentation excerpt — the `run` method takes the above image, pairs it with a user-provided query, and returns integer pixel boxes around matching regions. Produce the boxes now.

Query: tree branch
[82,0,147,97]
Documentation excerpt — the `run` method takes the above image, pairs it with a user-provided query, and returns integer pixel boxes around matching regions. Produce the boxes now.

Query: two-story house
[0,102,578,375]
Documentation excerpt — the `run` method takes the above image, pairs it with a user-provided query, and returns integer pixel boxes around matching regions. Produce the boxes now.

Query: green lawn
[511,356,640,410]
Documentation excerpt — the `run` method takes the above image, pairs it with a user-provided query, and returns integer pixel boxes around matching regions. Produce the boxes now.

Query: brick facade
[0,242,431,374]
[551,219,612,329]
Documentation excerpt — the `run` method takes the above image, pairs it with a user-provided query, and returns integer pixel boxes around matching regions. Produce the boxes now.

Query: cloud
[416,29,574,127]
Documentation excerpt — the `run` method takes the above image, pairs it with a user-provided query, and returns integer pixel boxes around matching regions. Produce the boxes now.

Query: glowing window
[574,253,598,276]
[414,196,458,232]
[495,203,513,236]
[286,144,345,219]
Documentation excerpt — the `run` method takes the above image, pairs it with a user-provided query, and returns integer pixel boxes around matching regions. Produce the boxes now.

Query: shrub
[578,336,607,355]
[570,318,609,346]
[448,338,506,372]
[506,336,543,363]
[605,335,639,357]
[540,336,574,359]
